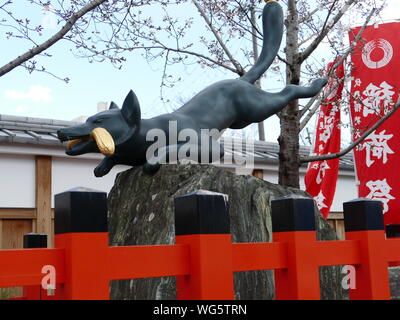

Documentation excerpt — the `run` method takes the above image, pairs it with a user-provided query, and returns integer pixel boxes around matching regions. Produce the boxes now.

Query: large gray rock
[390,267,400,300]
[108,164,344,300]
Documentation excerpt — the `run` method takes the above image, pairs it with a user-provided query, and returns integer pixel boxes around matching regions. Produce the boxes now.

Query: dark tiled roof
[0,114,79,146]
[220,138,354,170]
[0,114,354,169]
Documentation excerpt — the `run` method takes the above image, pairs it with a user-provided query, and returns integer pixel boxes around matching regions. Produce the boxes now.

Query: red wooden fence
[0,189,399,300]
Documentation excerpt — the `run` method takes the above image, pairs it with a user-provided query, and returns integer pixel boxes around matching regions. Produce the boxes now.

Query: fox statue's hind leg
[232,1,327,127]
[279,79,328,101]
[262,79,328,118]
[230,78,328,129]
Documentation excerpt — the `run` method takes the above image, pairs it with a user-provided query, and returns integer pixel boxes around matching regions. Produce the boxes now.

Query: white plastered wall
[0,153,35,208]
[0,142,358,212]
[0,143,129,208]
[51,157,128,207]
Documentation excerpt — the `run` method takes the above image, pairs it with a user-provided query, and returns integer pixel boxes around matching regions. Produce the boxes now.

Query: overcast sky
[0,0,399,143]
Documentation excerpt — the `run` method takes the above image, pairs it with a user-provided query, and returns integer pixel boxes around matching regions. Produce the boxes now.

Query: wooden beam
[0,208,36,219]
[35,156,52,247]
[328,212,344,220]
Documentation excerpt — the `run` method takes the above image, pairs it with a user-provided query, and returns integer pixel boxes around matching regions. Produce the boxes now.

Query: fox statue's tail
[240,1,283,84]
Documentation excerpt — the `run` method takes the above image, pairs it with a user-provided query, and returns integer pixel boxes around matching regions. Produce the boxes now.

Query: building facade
[0,114,356,249]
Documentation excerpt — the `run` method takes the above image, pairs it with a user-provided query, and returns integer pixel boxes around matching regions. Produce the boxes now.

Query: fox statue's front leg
[94,155,118,177]
[94,154,142,177]
[143,162,162,175]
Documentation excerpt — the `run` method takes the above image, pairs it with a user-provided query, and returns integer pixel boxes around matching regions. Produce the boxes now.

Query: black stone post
[271,195,316,233]
[343,198,390,299]
[54,187,108,235]
[386,224,400,239]
[174,190,230,236]
[23,233,48,249]
[271,195,320,300]
[174,190,234,300]
[54,187,109,300]
[386,225,400,267]
[343,198,384,233]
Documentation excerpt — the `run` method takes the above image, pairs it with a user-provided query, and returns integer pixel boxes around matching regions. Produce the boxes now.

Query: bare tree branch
[300,101,400,163]
[277,54,290,66]
[0,0,107,78]
[231,0,262,38]
[108,43,240,74]
[299,0,357,63]
[299,6,320,24]
[299,77,344,131]
[298,7,376,129]
[192,0,244,75]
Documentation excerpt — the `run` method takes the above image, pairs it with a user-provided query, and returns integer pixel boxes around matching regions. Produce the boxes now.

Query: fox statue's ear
[121,90,141,126]
[109,101,119,110]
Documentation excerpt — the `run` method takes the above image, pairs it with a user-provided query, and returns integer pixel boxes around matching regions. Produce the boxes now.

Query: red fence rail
[0,189,399,300]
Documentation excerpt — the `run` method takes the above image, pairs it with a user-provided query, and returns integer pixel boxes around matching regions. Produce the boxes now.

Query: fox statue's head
[57,90,141,157]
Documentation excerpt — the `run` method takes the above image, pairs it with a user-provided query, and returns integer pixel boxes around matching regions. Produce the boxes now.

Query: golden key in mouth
[65,128,115,156]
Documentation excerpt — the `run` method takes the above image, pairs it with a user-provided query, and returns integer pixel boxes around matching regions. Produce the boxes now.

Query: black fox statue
[57,1,327,177]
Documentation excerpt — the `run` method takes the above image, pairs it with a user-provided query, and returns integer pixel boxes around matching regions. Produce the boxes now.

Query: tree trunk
[278,0,301,188]
[278,101,300,188]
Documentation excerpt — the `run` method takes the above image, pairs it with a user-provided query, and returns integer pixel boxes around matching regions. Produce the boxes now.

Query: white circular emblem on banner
[362,39,393,69]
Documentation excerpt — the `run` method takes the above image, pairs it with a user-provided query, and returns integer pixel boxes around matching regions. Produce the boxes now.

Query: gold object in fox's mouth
[91,128,115,156]
[66,139,82,150]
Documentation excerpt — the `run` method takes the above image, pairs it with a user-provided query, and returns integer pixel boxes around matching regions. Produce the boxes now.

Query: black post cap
[343,198,384,232]
[54,187,108,235]
[23,233,48,248]
[174,190,230,236]
[386,224,400,238]
[271,195,316,232]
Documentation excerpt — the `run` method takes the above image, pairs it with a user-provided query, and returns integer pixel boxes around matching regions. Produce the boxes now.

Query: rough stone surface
[108,164,345,300]
[390,267,400,300]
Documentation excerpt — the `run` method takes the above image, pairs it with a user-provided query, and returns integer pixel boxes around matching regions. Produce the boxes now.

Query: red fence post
[174,190,234,300]
[386,224,400,267]
[22,233,47,300]
[343,199,390,300]
[271,195,320,300]
[54,188,109,300]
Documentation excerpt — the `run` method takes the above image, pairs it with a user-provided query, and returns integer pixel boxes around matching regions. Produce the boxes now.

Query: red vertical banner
[305,61,344,219]
[349,23,400,225]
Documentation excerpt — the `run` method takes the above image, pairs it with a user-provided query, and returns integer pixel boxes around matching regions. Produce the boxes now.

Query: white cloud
[15,106,28,114]
[382,1,400,21]
[4,85,53,102]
